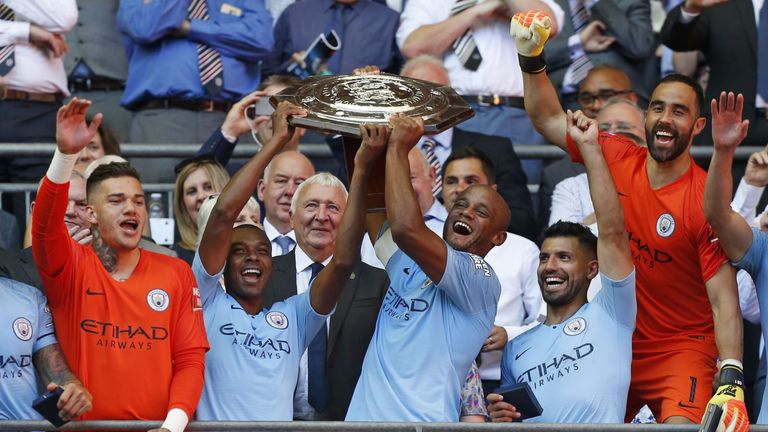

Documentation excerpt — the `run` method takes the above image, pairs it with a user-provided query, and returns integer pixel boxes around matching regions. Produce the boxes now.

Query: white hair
[195,194,260,247]
[290,172,348,214]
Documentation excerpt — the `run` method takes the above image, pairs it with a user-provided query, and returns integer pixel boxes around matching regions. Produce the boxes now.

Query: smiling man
[346,114,510,422]
[513,12,745,424]
[32,99,209,432]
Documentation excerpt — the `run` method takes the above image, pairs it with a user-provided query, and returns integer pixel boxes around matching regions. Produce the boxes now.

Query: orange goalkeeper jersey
[568,133,726,356]
[32,178,209,420]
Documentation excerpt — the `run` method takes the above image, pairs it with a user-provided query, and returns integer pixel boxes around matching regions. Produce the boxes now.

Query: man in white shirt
[397,0,564,184]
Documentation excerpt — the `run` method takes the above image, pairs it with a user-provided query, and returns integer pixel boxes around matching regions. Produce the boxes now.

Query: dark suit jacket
[0,248,42,290]
[262,249,389,420]
[547,0,655,102]
[661,1,764,147]
[452,128,539,241]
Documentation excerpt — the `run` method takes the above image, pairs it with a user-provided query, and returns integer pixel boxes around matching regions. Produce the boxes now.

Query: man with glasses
[539,64,638,227]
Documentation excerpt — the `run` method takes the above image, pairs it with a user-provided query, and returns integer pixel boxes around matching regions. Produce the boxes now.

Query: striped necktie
[451,0,482,71]
[0,3,15,76]
[422,138,443,198]
[188,0,224,95]
[565,0,593,89]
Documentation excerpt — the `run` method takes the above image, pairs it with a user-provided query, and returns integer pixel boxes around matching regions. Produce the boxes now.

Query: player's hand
[713,399,750,432]
[566,109,600,152]
[743,144,768,187]
[487,393,522,422]
[356,124,390,168]
[711,91,750,153]
[683,0,728,14]
[510,11,551,57]
[703,362,749,432]
[482,325,508,352]
[290,51,307,69]
[56,98,102,155]
[221,91,268,139]
[49,381,92,421]
[353,65,381,75]
[388,114,425,153]
[579,21,615,52]
[268,101,307,149]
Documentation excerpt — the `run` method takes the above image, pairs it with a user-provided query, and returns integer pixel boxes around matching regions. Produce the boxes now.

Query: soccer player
[346,114,511,421]
[487,110,636,423]
[192,100,381,420]
[32,99,209,432]
[0,276,92,421]
[703,91,759,429]
[511,12,745,424]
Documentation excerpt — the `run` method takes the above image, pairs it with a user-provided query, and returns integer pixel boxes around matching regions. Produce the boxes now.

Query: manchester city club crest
[266,311,289,329]
[656,213,676,238]
[13,317,32,341]
[146,289,170,312]
[563,317,587,336]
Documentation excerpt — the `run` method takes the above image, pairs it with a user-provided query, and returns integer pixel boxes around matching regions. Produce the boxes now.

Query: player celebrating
[192,100,382,420]
[32,99,208,432]
[487,110,635,423]
[511,12,744,425]
[346,114,511,421]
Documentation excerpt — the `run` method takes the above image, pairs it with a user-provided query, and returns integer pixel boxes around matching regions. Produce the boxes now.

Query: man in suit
[545,0,654,107]
[661,0,768,148]
[401,55,539,241]
[262,172,389,420]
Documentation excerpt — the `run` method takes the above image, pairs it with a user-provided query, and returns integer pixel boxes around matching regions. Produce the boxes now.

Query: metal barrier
[1,420,758,431]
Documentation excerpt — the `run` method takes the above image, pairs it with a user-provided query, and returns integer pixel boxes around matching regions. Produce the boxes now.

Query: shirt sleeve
[730,178,765,222]
[167,264,209,418]
[548,175,590,226]
[694,215,729,282]
[0,21,29,46]
[395,0,447,49]
[117,0,188,45]
[374,225,400,268]
[31,178,78,308]
[11,0,77,32]
[734,227,767,278]
[436,246,501,314]
[191,251,224,307]
[32,288,57,353]
[567,132,644,165]
[187,0,274,62]
[500,340,516,387]
[592,269,637,329]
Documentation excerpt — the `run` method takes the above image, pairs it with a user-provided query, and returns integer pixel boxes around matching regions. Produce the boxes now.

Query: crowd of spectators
[0,0,767,429]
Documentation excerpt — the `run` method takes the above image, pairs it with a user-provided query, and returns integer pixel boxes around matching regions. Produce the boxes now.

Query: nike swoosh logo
[403,268,410,275]
[678,401,697,409]
[515,347,532,360]
[230,305,244,311]
[86,288,105,296]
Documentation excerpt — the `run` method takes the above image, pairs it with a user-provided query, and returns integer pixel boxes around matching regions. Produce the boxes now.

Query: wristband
[719,360,745,389]
[160,408,188,432]
[518,52,547,74]
[46,149,79,184]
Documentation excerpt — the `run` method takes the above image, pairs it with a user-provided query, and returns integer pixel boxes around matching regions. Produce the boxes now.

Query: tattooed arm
[33,344,93,421]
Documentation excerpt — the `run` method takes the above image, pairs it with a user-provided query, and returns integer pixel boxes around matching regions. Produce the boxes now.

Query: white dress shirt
[424,199,449,236]
[396,0,564,96]
[0,0,76,94]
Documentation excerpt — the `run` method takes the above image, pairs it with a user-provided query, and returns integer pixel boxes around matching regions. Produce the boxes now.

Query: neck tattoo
[91,228,117,274]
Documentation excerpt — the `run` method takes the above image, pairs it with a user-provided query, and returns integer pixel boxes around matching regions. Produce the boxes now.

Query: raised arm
[385,115,448,283]
[510,12,568,150]
[198,102,307,275]
[704,92,753,262]
[310,125,389,314]
[566,110,632,279]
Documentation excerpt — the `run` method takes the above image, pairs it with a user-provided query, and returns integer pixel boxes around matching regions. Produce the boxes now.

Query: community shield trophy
[270,72,474,209]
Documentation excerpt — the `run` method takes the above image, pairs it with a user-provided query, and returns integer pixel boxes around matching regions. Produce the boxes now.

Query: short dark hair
[657,73,704,115]
[442,146,496,185]
[86,162,142,199]
[542,221,597,258]
[258,75,301,91]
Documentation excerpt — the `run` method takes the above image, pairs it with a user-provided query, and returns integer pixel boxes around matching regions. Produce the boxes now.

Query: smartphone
[495,382,543,420]
[245,98,274,120]
[32,386,68,427]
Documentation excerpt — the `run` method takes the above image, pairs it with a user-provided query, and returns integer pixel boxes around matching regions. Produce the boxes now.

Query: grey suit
[262,249,389,420]
[546,0,655,102]
[64,0,132,142]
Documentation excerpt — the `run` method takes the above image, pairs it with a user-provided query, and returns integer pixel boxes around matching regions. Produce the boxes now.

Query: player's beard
[646,122,693,163]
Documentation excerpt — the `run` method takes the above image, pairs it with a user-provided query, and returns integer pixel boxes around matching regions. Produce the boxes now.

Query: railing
[0,420,758,431]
